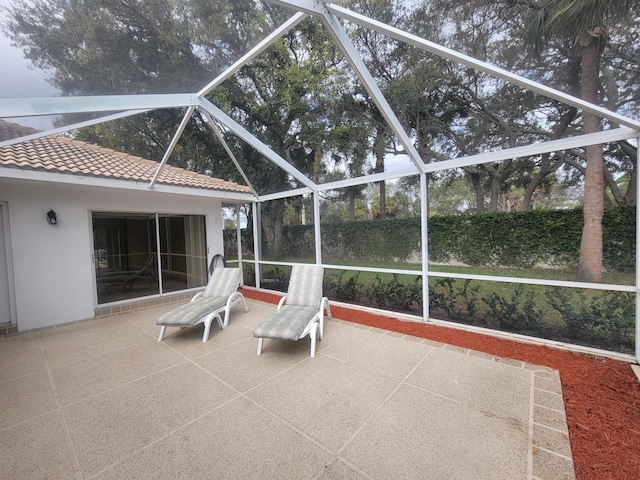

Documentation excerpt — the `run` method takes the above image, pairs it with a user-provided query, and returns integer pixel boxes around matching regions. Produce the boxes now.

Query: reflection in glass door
[160,215,207,293]
[93,213,159,304]
[93,212,207,304]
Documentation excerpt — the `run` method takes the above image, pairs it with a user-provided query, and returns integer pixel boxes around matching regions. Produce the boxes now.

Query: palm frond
[525,0,637,53]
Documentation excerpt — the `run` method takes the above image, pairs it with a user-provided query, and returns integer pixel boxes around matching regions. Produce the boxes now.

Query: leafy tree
[3,0,278,174]
[527,0,638,282]
[212,17,346,257]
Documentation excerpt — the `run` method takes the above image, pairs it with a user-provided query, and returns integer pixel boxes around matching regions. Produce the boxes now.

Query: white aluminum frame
[1,0,639,361]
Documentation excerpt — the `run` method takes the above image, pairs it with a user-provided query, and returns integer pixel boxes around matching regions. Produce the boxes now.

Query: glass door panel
[160,215,207,293]
[93,213,159,304]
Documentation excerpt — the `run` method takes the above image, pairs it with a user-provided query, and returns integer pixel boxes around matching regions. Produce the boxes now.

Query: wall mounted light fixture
[46,209,58,225]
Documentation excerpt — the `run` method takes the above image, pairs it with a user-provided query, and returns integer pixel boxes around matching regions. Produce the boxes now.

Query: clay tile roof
[0,120,39,142]
[0,120,252,195]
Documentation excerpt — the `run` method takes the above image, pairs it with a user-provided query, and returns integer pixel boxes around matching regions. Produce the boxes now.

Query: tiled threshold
[94,292,194,318]
[0,323,18,335]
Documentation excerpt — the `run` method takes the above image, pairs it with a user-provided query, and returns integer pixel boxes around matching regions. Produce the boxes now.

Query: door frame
[0,201,17,326]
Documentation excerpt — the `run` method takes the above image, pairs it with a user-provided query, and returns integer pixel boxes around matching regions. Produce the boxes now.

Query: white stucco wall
[0,178,225,331]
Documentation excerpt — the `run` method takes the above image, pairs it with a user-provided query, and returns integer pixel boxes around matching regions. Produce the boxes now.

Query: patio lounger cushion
[156,267,248,342]
[253,264,331,357]
[252,305,319,340]
[156,296,228,327]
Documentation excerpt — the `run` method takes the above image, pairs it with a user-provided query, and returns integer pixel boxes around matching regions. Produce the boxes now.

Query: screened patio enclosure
[1,0,639,361]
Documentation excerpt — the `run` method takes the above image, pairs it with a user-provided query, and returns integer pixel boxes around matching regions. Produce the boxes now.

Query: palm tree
[527,0,636,283]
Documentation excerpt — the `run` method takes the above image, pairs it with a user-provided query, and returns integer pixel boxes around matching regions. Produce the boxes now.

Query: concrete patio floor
[1,297,575,479]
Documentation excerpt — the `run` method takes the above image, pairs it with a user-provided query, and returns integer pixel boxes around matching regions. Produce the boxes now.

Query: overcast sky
[1,1,59,129]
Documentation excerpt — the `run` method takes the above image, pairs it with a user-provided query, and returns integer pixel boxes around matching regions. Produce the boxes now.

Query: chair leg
[158,326,166,342]
[257,338,264,355]
[242,297,249,312]
[309,323,318,358]
[215,313,225,330]
[202,318,212,343]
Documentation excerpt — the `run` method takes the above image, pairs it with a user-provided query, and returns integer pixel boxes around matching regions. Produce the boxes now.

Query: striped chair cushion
[252,305,318,340]
[203,268,241,298]
[156,296,226,326]
[286,265,324,307]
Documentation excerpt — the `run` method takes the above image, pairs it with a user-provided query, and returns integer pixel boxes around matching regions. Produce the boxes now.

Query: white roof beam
[316,167,418,192]
[426,127,638,173]
[258,187,312,202]
[265,0,324,15]
[0,94,198,118]
[149,106,196,188]
[198,97,318,190]
[0,109,151,148]
[318,10,426,172]
[249,128,635,193]
[327,3,640,132]
[199,109,259,197]
[197,12,309,97]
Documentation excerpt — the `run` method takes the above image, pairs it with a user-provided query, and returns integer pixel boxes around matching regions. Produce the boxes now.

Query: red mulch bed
[243,288,640,480]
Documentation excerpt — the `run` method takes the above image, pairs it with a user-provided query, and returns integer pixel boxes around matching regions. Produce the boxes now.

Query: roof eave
[0,166,256,201]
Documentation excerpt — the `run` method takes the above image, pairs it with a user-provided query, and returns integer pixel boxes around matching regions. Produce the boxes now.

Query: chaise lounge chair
[156,267,248,342]
[253,264,331,357]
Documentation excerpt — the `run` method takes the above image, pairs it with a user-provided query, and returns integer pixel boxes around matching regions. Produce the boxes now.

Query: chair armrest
[276,295,287,310]
[191,292,204,302]
[321,297,332,318]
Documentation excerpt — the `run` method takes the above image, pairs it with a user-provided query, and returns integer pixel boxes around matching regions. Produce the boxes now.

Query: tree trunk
[293,196,302,225]
[489,175,501,211]
[523,107,577,209]
[348,189,356,221]
[464,167,485,213]
[262,199,285,260]
[576,40,604,283]
[522,156,563,209]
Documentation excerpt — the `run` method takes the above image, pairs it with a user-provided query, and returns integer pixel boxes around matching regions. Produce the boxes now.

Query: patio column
[252,201,262,289]
[420,171,429,321]
[636,133,640,364]
[235,203,243,285]
[154,213,163,295]
[313,192,322,265]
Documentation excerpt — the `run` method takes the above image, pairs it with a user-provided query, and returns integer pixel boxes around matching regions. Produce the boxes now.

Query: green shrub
[546,289,635,351]
[225,206,635,272]
[482,284,546,333]
[325,271,363,303]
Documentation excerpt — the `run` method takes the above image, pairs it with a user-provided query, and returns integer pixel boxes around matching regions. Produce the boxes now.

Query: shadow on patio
[1,295,575,479]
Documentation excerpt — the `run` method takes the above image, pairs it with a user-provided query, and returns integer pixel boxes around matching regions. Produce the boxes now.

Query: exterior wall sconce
[46,209,58,225]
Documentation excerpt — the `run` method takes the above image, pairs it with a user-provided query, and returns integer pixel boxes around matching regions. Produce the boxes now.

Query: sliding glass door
[159,215,207,293]
[93,212,207,304]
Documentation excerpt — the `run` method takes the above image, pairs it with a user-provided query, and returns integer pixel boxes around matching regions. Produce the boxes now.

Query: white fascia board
[0,167,255,201]
[142,183,255,201]
[198,12,309,97]
[0,109,151,148]
[327,4,640,132]
[0,94,198,118]
[198,97,318,190]
[425,127,637,173]
[258,187,312,202]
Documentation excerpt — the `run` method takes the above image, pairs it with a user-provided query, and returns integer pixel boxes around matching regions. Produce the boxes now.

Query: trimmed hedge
[225,206,635,272]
